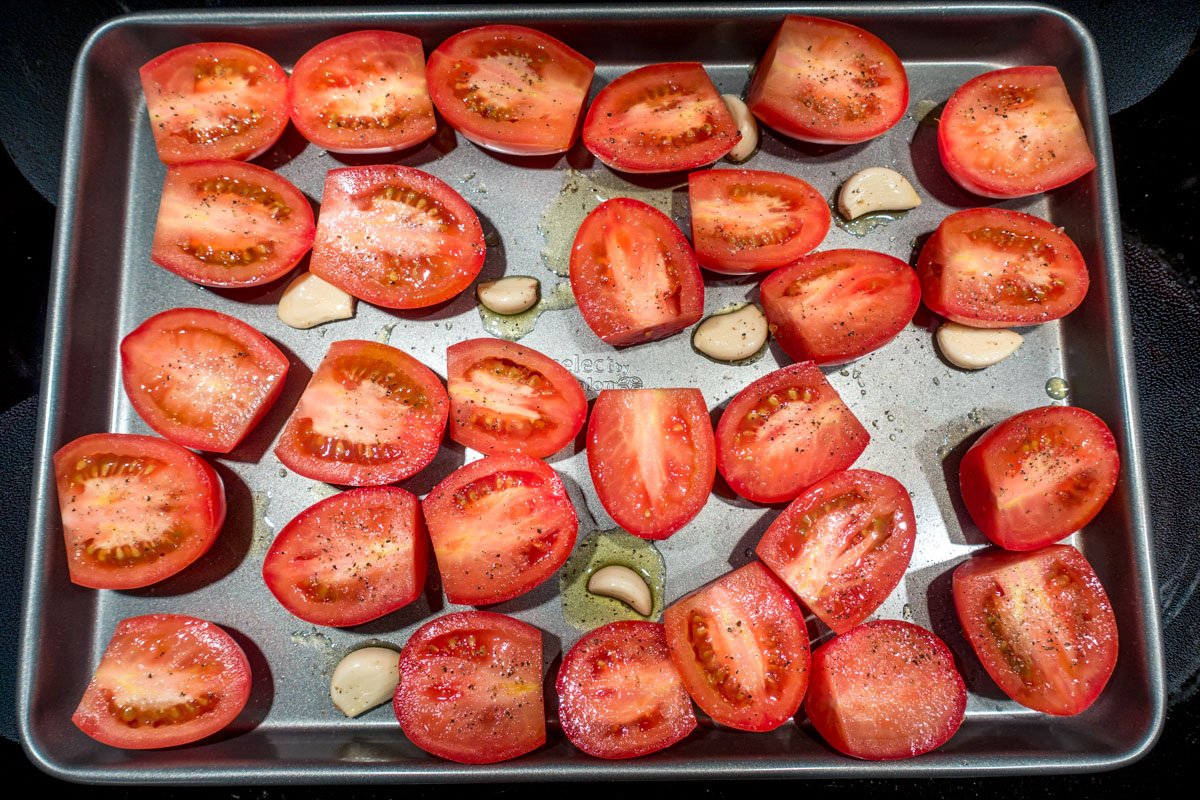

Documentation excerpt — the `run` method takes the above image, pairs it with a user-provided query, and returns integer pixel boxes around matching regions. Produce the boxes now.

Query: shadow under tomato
[723,507,777,570]
[223,339,313,465]
[251,122,310,171]
[757,124,870,165]
[327,115,459,169]
[217,625,275,739]
[915,422,993,547]
[908,101,996,209]
[204,252,310,307]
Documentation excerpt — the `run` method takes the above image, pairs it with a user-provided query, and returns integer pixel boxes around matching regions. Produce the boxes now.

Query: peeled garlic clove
[936,321,1024,369]
[587,564,653,616]
[721,94,759,162]
[693,304,768,362]
[278,272,355,329]
[477,276,540,316]
[837,167,922,220]
[330,646,401,718]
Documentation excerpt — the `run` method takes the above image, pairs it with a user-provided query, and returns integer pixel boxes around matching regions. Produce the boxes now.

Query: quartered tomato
[394,611,545,763]
[664,562,810,732]
[582,62,739,173]
[716,363,869,504]
[54,433,225,590]
[587,389,715,540]
[689,169,830,274]
[140,42,289,164]
[447,338,586,458]
[151,160,315,288]
[570,198,704,346]
[959,406,1120,551]
[805,620,966,760]
[756,469,915,634]
[422,454,577,605]
[262,487,428,627]
[289,30,436,153]
[747,16,908,144]
[953,544,1118,715]
[73,614,251,750]
[760,249,921,365]
[916,207,1089,328]
[426,24,595,156]
[557,621,697,759]
[939,66,1097,198]
[274,340,448,486]
[120,307,289,453]
[310,165,486,309]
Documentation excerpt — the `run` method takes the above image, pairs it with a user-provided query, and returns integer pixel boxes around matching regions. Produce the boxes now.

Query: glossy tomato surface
[582,62,739,173]
[427,25,594,156]
[151,160,315,288]
[73,614,251,749]
[747,16,908,144]
[447,338,586,459]
[756,469,915,634]
[761,249,920,365]
[262,487,428,627]
[289,30,436,153]
[664,562,810,732]
[274,340,448,486]
[959,406,1119,550]
[423,454,577,605]
[805,620,966,760]
[310,165,486,309]
[394,611,545,763]
[953,544,1118,715]
[570,198,704,346]
[716,363,869,504]
[916,207,1089,328]
[140,42,289,163]
[120,307,289,453]
[939,66,1096,198]
[54,434,225,590]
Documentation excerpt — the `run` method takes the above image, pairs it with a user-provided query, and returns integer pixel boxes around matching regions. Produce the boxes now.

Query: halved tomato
[805,620,966,760]
[447,338,586,458]
[262,487,428,627]
[422,454,577,605]
[939,66,1097,198]
[959,406,1120,551]
[582,62,739,173]
[151,160,315,288]
[53,433,225,590]
[426,24,595,156]
[140,42,289,163]
[587,388,715,540]
[716,363,869,504]
[747,16,908,145]
[953,544,1118,715]
[688,169,830,275]
[73,614,251,749]
[760,249,921,365]
[394,611,545,763]
[756,469,915,634]
[557,621,697,759]
[569,198,704,346]
[289,30,436,154]
[916,207,1089,328]
[310,165,486,309]
[663,562,810,732]
[274,340,448,486]
[120,307,289,453]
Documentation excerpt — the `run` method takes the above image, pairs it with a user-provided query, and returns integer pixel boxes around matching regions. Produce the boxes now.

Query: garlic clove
[693,304,768,362]
[587,564,653,616]
[278,272,355,329]
[936,321,1024,370]
[837,167,922,220]
[477,276,540,316]
[329,646,401,718]
[721,94,759,163]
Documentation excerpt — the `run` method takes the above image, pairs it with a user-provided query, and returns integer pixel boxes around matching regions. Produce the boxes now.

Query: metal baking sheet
[18,3,1164,783]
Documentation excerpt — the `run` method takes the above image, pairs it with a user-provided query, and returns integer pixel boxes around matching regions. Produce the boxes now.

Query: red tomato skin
[72,614,251,749]
[959,406,1120,551]
[761,249,921,365]
[120,307,290,453]
[262,487,428,627]
[54,433,225,590]
[804,620,967,760]
[938,66,1097,199]
[557,621,697,759]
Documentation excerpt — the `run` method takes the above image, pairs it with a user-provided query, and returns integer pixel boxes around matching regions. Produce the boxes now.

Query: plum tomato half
[274,340,448,486]
[394,611,545,763]
[756,469,916,634]
[953,544,1118,715]
[664,561,810,732]
[959,406,1120,551]
[54,433,225,590]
